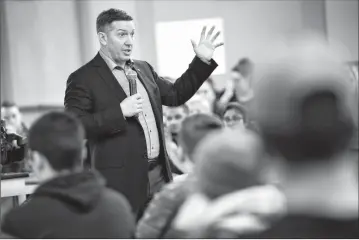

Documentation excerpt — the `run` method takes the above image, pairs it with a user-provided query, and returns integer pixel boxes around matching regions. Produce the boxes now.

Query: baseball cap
[250,35,356,161]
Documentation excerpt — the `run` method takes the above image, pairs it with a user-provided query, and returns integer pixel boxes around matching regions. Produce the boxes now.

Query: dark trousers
[136,163,166,221]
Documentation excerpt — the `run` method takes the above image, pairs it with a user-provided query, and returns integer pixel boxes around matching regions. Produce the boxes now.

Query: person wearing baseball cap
[245,34,358,238]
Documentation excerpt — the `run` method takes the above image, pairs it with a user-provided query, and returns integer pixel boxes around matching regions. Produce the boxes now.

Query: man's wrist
[198,56,211,65]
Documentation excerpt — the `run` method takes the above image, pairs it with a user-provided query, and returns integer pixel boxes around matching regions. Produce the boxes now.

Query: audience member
[244,35,359,238]
[1,112,135,238]
[136,114,223,238]
[222,102,247,129]
[1,101,28,137]
[163,105,190,175]
[218,58,254,109]
[1,101,28,173]
[185,94,212,115]
[174,128,286,238]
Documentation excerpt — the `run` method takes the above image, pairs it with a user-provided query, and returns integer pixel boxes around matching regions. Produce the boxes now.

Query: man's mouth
[123,49,132,54]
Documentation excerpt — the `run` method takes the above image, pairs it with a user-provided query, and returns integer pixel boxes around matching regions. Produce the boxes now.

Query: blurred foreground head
[251,34,356,162]
[28,112,86,181]
[193,128,264,200]
[176,113,223,173]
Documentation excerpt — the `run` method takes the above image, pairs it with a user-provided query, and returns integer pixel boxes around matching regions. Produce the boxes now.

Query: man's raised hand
[191,26,224,62]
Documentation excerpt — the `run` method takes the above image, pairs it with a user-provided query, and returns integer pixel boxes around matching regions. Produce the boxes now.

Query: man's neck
[281,157,358,219]
[100,48,126,69]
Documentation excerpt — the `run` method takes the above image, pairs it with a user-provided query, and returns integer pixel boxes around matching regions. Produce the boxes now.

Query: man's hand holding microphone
[121,68,142,118]
[120,93,143,117]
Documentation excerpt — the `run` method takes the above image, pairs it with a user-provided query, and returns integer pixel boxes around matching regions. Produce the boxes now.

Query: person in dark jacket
[1,112,135,239]
[64,8,223,217]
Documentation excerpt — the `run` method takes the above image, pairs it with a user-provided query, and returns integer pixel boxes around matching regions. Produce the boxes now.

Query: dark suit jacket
[64,53,217,213]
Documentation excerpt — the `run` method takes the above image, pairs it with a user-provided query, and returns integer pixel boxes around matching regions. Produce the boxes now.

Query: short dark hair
[1,101,16,108]
[28,111,85,171]
[96,8,133,33]
[168,104,190,115]
[222,102,247,123]
[179,113,223,159]
[262,91,354,162]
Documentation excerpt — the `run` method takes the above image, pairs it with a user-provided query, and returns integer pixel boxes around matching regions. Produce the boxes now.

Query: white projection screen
[155,18,226,79]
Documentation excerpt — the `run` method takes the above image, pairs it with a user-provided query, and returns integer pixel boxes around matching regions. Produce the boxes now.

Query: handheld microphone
[127,69,137,96]
[126,69,139,118]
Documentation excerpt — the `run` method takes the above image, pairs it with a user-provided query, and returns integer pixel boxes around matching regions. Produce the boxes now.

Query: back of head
[1,101,17,108]
[232,58,254,78]
[251,34,355,162]
[28,111,85,171]
[193,128,264,200]
[179,113,223,160]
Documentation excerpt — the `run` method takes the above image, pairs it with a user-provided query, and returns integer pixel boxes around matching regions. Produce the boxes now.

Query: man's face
[1,106,22,130]
[166,107,188,134]
[223,108,245,128]
[100,21,135,64]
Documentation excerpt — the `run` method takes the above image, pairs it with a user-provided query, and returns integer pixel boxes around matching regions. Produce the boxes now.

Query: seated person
[1,101,28,173]
[1,101,28,137]
[242,36,358,238]
[136,114,223,239]
[1,112,135,238]
[173,128,286,238]
[222,102,247,129]
[163,105,190,175]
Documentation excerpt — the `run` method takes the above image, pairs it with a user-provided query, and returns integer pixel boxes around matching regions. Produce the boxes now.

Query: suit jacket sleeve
[146,56,218,106]
[64,73,127,139]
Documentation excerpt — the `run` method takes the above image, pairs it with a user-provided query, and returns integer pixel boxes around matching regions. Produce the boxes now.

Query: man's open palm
[191,26,224,62]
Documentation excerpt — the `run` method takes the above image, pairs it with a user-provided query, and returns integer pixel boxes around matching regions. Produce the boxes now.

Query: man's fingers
[214,42,224,48]
[200,26,206,42]
[211,31,220,43]
[190,39,197,49]
[206,26,215,40]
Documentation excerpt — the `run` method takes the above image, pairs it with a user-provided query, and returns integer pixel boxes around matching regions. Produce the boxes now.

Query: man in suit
[64,8,223,217]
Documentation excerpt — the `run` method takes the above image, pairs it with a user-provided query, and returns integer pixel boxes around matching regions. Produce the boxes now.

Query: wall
[326,0,358,62]
[152,0,303,89]
[75,0,141,64]
[2,0,82,107]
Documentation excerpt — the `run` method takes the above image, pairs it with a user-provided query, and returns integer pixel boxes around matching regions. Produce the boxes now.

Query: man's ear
[98,32,107,46]
[31,151,48,172]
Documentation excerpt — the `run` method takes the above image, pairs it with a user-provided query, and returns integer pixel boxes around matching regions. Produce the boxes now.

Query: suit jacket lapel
[91,53,127,102]
[133,63,161,110]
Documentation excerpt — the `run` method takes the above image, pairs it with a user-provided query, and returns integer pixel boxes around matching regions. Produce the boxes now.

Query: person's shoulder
[157,176,190,202]
[102,188,132,210]
[68,55,99,81]
[1,198,41,237]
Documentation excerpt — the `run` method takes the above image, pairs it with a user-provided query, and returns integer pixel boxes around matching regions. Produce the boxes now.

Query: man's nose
[125,35,134,45]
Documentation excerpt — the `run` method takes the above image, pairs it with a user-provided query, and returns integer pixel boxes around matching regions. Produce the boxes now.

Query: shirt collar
[99,50,134,71]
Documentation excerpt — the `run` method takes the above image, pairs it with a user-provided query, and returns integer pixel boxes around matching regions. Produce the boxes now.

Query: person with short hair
[222,102,247,129]
[64,8,223,216]
[244,35,359,239]
[173,128,286,238]
[1,101,28,173]
[1,112,135,238]
[136,114,223,238]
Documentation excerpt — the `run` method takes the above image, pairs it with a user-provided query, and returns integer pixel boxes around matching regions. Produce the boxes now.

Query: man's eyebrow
[116,29,135,32]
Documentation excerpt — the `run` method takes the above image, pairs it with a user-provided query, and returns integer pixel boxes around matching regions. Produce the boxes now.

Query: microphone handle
[129,77,139,118]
